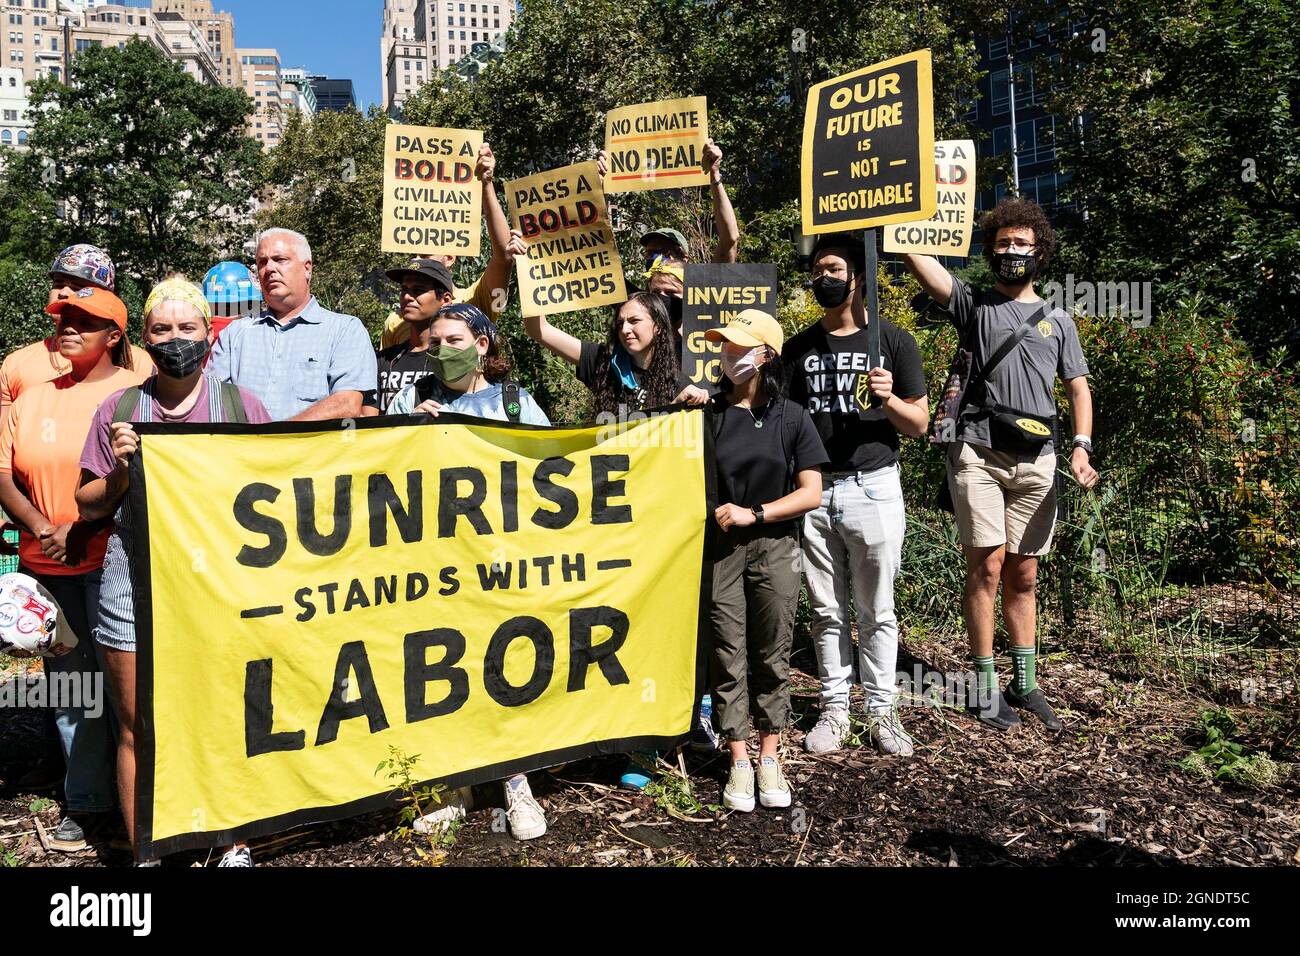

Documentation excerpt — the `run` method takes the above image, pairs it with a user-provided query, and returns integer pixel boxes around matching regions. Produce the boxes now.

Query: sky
[122,1,383,109]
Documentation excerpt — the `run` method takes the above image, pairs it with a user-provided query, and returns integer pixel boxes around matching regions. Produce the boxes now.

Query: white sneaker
[217,846,253,867]
[756,756,792,808]
[504,776,547,841]
[803,708,851,753]
[868,710,915,757]
[412,785,472,835]
[722,759,756,812]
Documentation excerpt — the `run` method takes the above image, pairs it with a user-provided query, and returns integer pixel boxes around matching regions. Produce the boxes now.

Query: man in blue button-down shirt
[208,229,377,422]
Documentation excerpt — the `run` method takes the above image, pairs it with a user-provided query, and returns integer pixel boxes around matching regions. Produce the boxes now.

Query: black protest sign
[801,49,936,234]
[680,263,779,387]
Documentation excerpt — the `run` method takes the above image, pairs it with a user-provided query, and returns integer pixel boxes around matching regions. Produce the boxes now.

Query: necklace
[741,402,770,429]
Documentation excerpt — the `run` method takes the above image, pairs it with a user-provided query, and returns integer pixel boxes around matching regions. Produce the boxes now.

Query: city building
[381,0,514,116]
[310,75,356,113]
[281,66,317,117]
[0,65,30,148]
[239,46,284,147]
[152,0,242,89]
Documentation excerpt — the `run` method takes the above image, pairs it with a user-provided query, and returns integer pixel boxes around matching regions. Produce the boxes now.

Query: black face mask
[146,337,209,378]
[811,273,853,309]
[655,292,684,327]
[992,251,1039,285]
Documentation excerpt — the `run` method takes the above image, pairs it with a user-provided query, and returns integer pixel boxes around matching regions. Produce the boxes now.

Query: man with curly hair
[901,197,1099,732]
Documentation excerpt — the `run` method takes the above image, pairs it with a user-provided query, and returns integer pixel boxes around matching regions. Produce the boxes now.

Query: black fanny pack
[985,402,1057,454]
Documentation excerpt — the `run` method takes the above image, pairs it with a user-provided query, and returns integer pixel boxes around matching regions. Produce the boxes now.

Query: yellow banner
[507,161,627,316]
[381,124,483,256]
[131,412,707,856]
[883,140,977,257]
[604,96,711,192]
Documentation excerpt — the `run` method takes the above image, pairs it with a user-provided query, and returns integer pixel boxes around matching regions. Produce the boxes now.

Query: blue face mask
[610,344,641,390]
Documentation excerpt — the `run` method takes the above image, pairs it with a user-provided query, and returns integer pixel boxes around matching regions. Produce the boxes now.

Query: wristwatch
[1072,435,1093,455]
[751,505,765,524]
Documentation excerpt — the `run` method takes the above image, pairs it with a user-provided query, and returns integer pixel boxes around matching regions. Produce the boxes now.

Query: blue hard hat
[203,261,263,305]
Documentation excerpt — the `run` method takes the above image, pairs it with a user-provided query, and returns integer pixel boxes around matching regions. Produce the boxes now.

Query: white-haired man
[208,229,377,421]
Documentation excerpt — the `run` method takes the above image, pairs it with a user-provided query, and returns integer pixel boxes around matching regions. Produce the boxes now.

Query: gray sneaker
[868,710,914,757]
[803,708,851,754]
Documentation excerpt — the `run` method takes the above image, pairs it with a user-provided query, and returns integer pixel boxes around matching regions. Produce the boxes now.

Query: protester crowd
[0,139,1098,866]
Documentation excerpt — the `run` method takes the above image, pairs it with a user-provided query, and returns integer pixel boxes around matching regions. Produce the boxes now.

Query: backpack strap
[500,382,522,424]
[218,381,248,424]
[111,387,143,424]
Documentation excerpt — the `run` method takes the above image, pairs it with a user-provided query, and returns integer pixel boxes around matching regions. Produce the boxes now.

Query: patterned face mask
[145,337,210,379]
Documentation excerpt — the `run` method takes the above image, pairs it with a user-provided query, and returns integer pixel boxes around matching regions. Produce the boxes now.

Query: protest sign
[381,124,483,256]
[680,264,779,386]
[604,96,711,193]
[801,49,936,234]
[508,161,626,315]
[129,411,708,857]
[883,139,977,257]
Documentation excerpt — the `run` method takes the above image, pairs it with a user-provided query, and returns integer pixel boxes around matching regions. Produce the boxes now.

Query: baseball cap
[639,228,688,258]
[435,302,497,345]
[386,258,454,294]
[49,244,116,292]
[705,308,784,353]
[810,232,866,273]
[46,286,129,333]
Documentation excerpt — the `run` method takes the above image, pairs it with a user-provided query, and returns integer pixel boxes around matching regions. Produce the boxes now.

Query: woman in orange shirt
[0,286,149,854]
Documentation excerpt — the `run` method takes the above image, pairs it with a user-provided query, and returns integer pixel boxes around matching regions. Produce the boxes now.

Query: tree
[1043,0,1300,358]
[0,39,264,284]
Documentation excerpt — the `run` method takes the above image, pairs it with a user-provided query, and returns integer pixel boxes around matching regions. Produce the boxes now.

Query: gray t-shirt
[947,277,1089,450]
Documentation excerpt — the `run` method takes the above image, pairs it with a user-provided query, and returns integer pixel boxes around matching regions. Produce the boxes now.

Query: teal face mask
[429,342,480,384]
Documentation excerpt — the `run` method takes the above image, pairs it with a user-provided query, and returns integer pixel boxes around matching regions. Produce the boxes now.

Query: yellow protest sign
[130,412,708,857]
[604,96,711,192]
[883,140,977,257]
[801,49,936,234]
[508,161,627,316]
[381,124,483,256]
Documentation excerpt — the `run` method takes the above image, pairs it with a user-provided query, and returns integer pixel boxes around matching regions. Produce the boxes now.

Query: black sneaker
[48,815,89,852]
[966,686,1022,731]
[1005,685,1063,731]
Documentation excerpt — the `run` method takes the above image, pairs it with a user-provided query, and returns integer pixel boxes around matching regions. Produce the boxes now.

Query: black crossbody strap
[964,302,1051,409]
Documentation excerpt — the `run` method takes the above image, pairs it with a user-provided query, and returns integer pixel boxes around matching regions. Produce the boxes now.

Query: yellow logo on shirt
[1037,320,1053,338]
[854,373,871,412]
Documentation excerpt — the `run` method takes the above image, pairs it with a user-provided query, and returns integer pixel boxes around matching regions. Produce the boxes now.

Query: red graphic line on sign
[609,132,697,143]
[610,170,706,180]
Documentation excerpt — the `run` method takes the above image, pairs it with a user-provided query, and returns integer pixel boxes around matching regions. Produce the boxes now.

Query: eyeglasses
[993,239,1037,253]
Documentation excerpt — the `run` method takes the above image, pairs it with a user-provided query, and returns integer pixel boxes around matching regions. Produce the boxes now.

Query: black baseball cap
[385,258,454,294]
[810,232,866,273]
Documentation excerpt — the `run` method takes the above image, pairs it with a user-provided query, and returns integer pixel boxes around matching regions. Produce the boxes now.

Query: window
[1,131,11,145]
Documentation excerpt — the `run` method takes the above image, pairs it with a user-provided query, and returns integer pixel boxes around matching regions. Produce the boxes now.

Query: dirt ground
[3,630,1297,868]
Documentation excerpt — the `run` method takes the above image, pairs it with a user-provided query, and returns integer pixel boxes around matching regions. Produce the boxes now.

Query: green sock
[1010,646,1037,694]
[974,655,998,698]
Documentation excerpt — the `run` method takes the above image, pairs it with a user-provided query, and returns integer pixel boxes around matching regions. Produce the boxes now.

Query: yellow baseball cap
[704,308,784,352]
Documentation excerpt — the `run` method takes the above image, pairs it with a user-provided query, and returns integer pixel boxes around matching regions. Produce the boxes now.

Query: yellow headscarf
[144,277,212,325]
[643,260,685,285]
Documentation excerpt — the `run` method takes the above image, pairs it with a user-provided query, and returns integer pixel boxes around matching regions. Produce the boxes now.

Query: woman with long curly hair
[523,290,707,418]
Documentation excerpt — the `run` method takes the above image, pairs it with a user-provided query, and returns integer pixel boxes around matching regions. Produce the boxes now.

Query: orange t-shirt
[0,366,151,576]
[0,338,155,414]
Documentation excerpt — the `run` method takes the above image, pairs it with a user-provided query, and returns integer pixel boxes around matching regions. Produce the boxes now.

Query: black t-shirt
[371,345,433,413]
[575,340,693,413]
[712,397,829,528]
[783,320,927,472]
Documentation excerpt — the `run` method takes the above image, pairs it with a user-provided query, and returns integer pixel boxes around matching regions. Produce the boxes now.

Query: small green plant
[27,798,51,814]
[1179,708,1286,790]
[644,758,721,818]
[2,848,21,868]
[375,745,451,864]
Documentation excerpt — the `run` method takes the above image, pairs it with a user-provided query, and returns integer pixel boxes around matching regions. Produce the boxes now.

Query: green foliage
[375,745,452,863]
[27,797,51,813]
[0,260,148,361]
[0,40,263,284]
[1178,707,1287,790]
[2,848,20,868]
[1042,0,1300,358]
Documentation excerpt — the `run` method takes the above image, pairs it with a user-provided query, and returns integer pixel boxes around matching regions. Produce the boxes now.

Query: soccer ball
[0,573,60,655]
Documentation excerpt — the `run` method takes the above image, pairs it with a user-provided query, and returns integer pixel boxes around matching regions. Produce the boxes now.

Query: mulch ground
[3,633,1297,868]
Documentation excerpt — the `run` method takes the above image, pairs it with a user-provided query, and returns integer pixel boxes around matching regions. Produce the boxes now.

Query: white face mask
[721,345,764,384]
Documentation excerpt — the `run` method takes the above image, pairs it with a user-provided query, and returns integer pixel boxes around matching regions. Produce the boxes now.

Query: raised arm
[899,253,954,308]
[704,140,739,264]
[475,142,514,313]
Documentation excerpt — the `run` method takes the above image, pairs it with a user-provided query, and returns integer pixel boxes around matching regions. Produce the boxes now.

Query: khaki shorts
[948,441,1058,555]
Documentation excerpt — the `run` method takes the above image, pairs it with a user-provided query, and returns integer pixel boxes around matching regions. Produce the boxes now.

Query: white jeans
[800,466,906,714]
